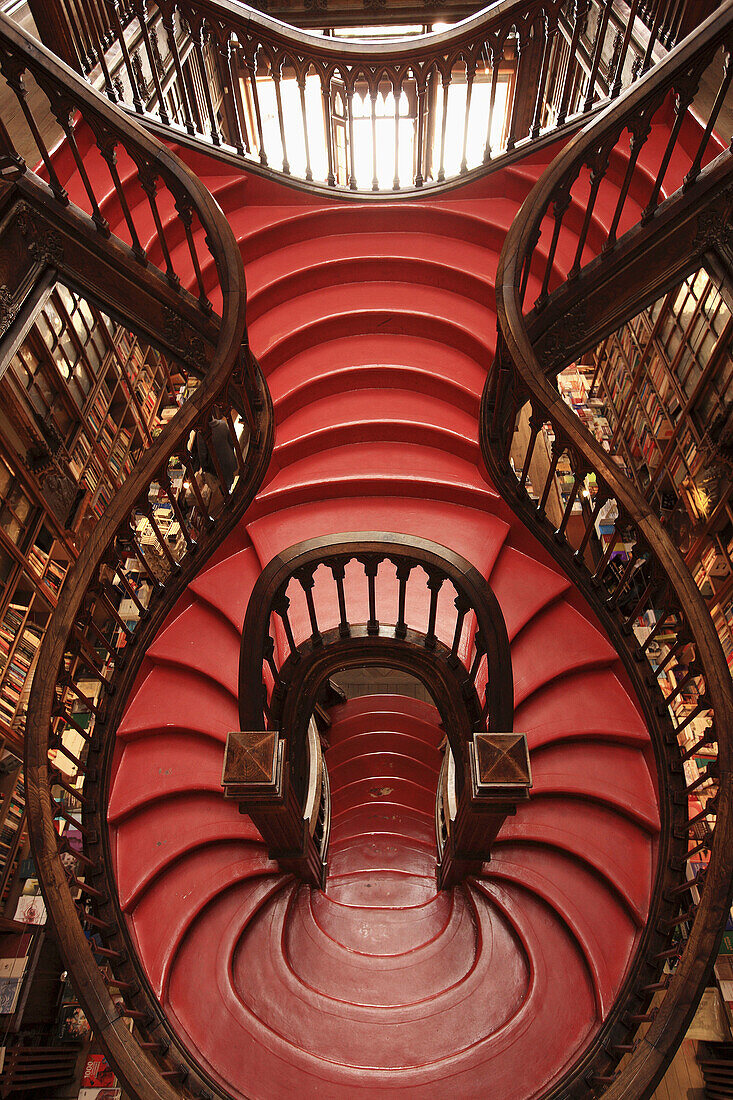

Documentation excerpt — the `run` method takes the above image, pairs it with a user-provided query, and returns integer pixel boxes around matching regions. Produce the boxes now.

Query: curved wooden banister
[239,532,514,734]
[0,11,242,320]
[31,0,668,193]
[0,12,276,1100]
[233,533,523,890]
[5,1,733,1096]
[481,1,733,1094]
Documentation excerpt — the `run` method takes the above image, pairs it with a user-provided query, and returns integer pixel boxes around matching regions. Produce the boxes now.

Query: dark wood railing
[0,13,275,1100]
[482,2,733,1095]
[233,533,525,888]
[0,13,228,324]
[22,0,666,193]
[637,0,720,48]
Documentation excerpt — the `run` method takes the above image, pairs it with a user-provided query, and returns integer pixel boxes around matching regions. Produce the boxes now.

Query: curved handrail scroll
[482,1,733,1095]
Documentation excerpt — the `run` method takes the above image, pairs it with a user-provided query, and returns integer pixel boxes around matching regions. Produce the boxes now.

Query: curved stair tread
[112,790,263,909]
[283,884,477,1005]
[503,795,654,910]
[270,341,485,419]
[188,544,262,631]
[146,598,241,695]
[255,441,501,511]
[115,664,238,743]
[250,287,492,367]
[247,255,495,322]
[515,667,650,750]
[275,387,479,454]
[511,600,620,703]
[246,233,499,302]
[134,849,287,999]
[246,501,510,582]
[479,850,639,1016]
[108,729,231,823]
[309,887,454,956]
[488,544,571,640]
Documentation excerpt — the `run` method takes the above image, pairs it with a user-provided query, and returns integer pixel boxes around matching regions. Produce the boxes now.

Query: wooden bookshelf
[0,283,184,747]
[584,267,733,667]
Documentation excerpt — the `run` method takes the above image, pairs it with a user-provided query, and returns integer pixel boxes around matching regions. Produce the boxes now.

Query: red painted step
[41,112,703,1095]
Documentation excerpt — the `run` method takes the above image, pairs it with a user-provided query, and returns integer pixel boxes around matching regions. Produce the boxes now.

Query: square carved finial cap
[471,733,532,801]
[222,730,283,799]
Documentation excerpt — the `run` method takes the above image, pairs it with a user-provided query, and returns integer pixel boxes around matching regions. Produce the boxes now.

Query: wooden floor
[652,1040,706,1100]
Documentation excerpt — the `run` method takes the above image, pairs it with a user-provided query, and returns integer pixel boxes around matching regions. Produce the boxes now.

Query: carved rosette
[541,302,587,370]
[162,306,208,369]
[693,191,733,255]
[0,284,19,337]
[14,204,64,268]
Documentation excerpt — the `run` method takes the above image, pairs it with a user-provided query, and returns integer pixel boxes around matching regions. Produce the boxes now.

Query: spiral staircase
[1,1,733,1097]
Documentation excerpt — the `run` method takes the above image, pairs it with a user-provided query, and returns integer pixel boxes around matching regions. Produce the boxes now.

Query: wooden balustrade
[4,0,733,1094]
[16,0,668,193]
[25,0,137,75]
[637,0,720,48]
[22,348,273,1099]
[0,11,276,1100]
[481,1,733,1094]
[234,533,526,888]
[0,11,224,323]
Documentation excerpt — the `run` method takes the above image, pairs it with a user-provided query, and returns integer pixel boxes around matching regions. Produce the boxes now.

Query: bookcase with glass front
[586,267,733,666]
[0,282,185,748]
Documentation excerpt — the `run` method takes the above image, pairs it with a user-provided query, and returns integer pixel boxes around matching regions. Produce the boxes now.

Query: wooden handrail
[6,1,732,1096]
[239,532,513,732]
[0,9,241,321]
[21,0,670,192]
[235,532,519,889]
[482,1,733,1094]
[0,11,275,1100]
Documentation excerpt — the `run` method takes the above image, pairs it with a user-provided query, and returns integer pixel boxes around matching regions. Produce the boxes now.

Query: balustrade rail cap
[184,0,548,60]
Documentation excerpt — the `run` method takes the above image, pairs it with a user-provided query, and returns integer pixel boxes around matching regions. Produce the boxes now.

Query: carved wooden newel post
[437,731,532,889]
[222,728,327,887]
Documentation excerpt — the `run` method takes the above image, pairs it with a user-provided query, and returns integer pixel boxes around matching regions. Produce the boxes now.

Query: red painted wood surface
[41,108,717,1095]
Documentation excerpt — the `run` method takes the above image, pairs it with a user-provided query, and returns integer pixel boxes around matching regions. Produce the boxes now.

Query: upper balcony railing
[22,0,670,192]
[482,1,733,1093]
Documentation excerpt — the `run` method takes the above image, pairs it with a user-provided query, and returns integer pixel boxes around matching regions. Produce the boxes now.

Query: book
[0,976,22,1014]
[82,1051,117,1087]
[14,894,46,925]
[58,1003,91,1041]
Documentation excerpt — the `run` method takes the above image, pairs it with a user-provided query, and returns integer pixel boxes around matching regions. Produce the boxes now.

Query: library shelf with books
[0,752,26,917]
[509,364,608,539]
[4,283,185,526]
[0,281,189,749]
[581,268,733,667]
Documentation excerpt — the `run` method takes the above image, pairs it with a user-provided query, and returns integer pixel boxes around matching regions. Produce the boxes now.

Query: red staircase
[14,13,727,1086]
[40,129,690,1096]
[1,0,729,1089]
